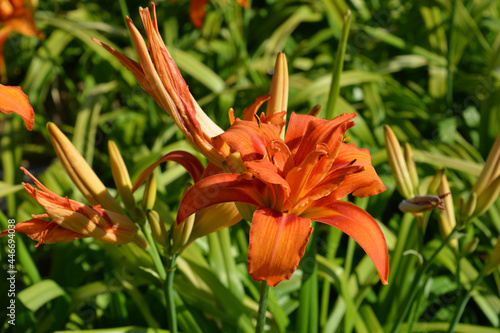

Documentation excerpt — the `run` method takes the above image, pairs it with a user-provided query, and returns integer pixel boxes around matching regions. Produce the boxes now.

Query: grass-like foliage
[1,0,499,332]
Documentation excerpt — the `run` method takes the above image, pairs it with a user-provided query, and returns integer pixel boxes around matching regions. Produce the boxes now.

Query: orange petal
[292,113,355,166]
[177,173,266,224]
[132,151,205,192]
[189,0,209,29]
[302,201,389,284]
[242,159,291,210]
[329,143,387,199]
[248,208,313,287]
[236,0,249,9]
[0,219,85,246]
[220,119,281,161]
[286,144,330,204]
[293,165,363,212]
[242,95,270,121]
[268,139,294,175]
[91,38,158,101]
[0,84,34,130]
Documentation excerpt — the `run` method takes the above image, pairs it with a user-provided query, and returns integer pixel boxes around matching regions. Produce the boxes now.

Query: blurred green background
[1,0,499,332]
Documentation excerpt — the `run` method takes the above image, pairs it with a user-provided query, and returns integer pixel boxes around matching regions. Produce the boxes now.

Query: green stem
[256,281,270,333]
[117,0,130,21]
[165,254,178,333]
[446,272,485,333]
[390,228,459,333]
[141,219,167,281]
[324,10,352,120]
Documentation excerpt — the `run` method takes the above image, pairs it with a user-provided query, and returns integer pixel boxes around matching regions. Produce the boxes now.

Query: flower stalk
[255,281,270,333]
[165,253,178,333]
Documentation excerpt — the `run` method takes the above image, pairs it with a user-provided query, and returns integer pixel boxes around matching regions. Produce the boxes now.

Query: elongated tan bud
[109,141,135,212]
[384,125,414,199]
[47,123,124,214]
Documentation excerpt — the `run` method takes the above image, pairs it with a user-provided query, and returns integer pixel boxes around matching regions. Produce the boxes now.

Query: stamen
[348,159,357,166]
[254,114,262,127]
[343,136,351,143]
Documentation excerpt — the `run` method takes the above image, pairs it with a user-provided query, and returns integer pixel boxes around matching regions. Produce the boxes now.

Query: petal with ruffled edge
[302,201,389,284]
[248,208,313,287]
[176,173,266,224]
[328,143,387,199]
[220,119,281,161]
[292,114,355,166]
[242,159,291,210]
[132,151,205,192]
[242,95,270,121]
[0,84,34,130]
[285,112,355,159]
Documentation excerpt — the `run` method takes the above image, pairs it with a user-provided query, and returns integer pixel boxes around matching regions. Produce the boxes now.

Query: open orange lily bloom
[0,83,34,130]
[0,168,141,247]
[178,112,389,286]
[0,0,43,81]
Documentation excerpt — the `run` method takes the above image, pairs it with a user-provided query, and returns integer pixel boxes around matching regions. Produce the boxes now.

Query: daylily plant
[96,3,389,288]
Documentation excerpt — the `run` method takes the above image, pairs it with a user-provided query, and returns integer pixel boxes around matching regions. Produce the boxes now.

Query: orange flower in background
[178,112,389,287]
[0,168,142,247]
[190,0,248,29]
[0,0,43,81]
[0,83,34,130]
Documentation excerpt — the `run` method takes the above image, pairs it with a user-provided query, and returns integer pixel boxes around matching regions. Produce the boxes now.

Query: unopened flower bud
[459,192,477,221]
[142,172,157,212]
[474,176,500,217]
[384,125,415,199]
[428,168,444,194]
[483,235,500,275]
[109,141,135,212]
[471,134,500,196]
[462,237,479,256]
[266,52,288,120]
[404,143,419,194]
[147,210,168,247]
[47,123,124,214]
[437,173,458,252]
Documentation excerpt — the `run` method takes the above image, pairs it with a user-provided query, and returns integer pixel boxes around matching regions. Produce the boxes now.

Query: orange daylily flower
[0,167,142,247]
[0,0,43,81]
[0,83,34,129]
[93,3,230,167]
[189,0,248,29]
[177,112,389,287]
